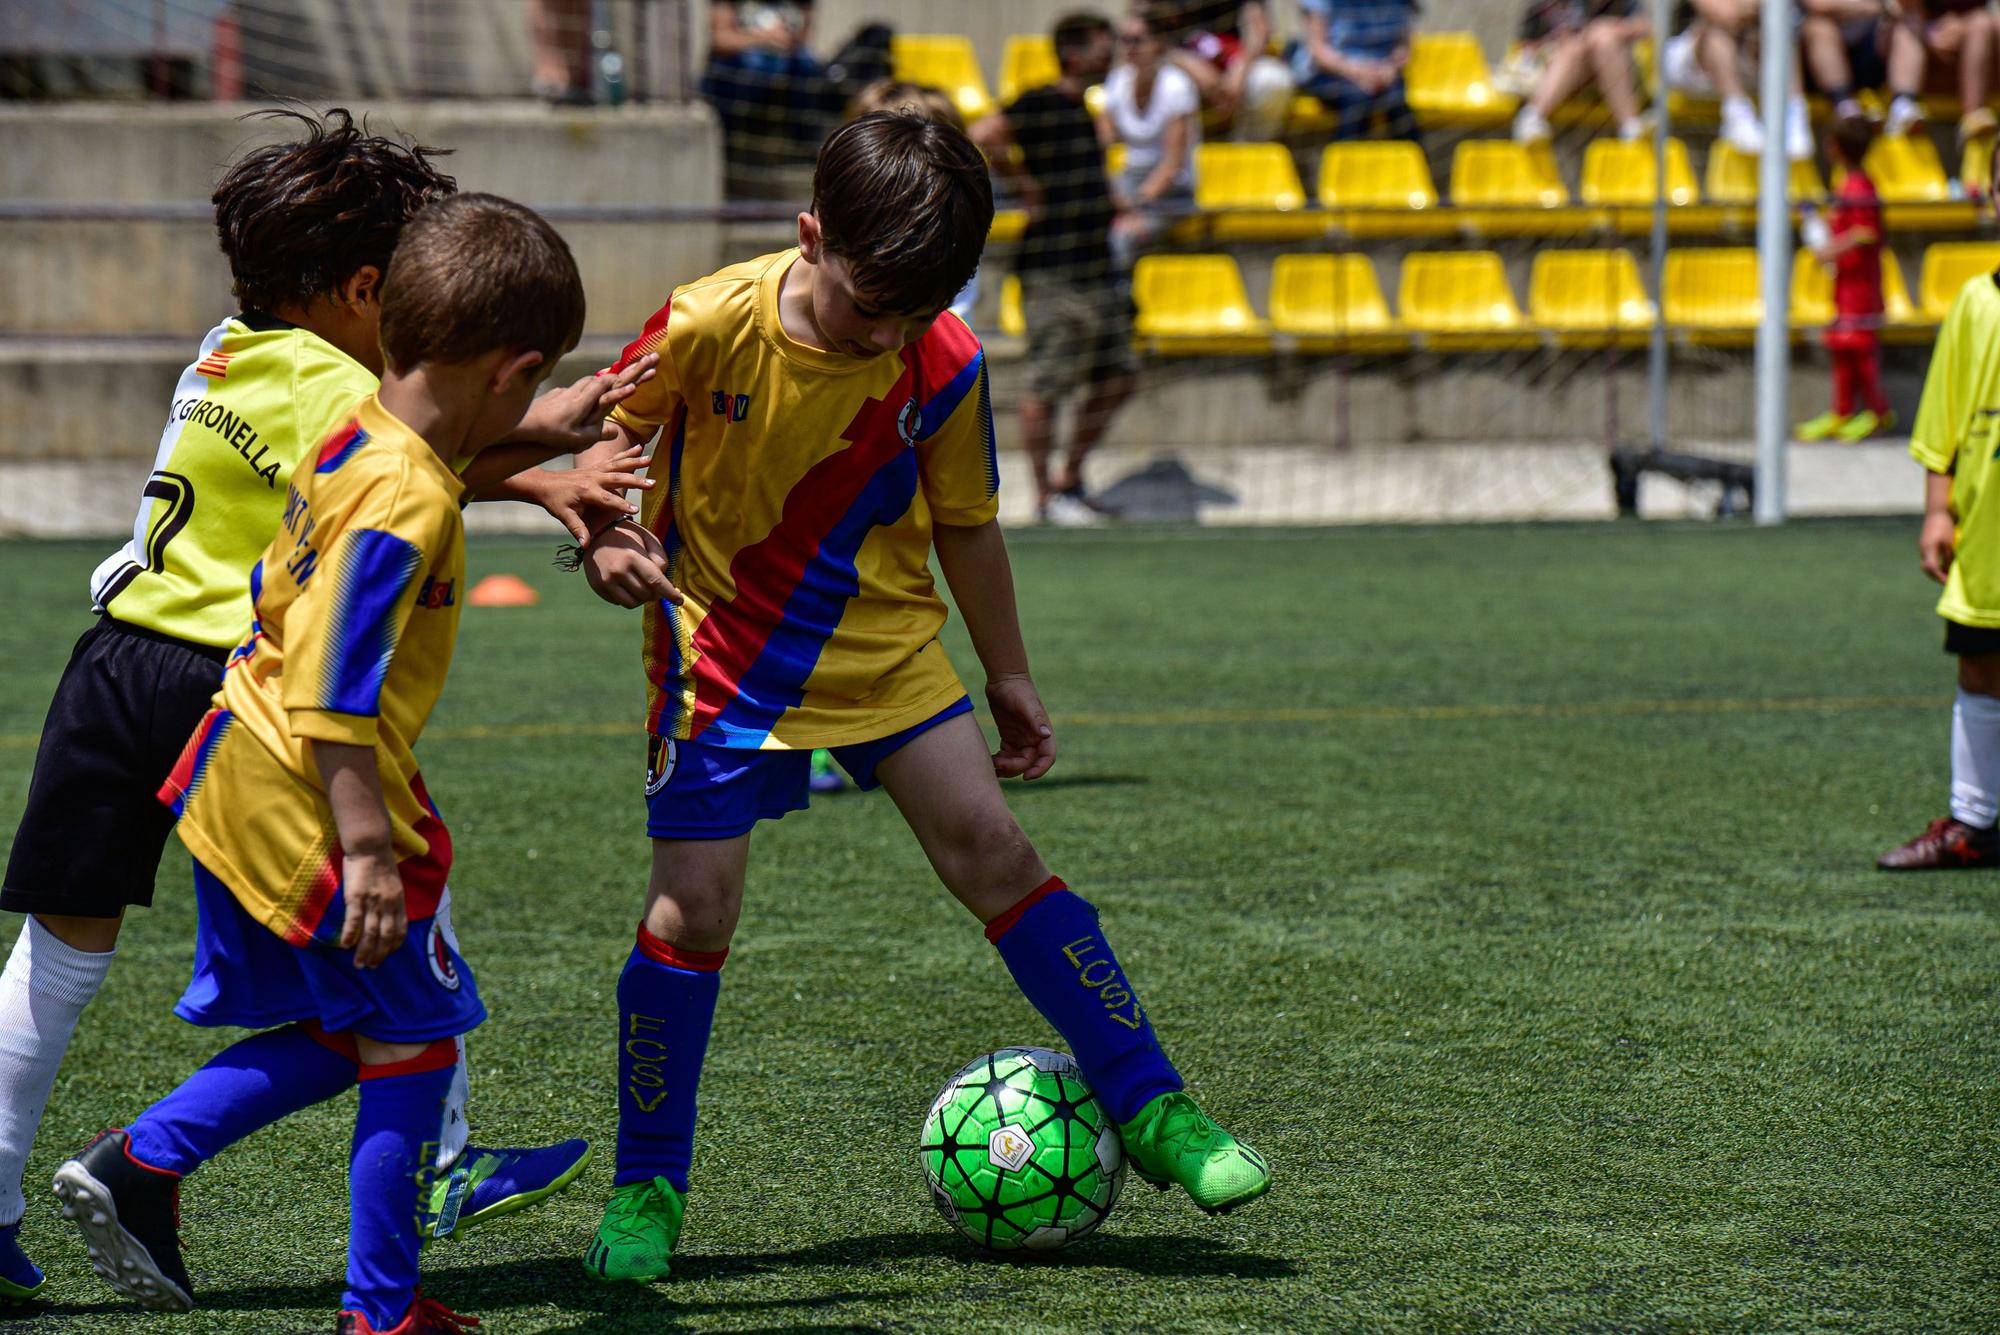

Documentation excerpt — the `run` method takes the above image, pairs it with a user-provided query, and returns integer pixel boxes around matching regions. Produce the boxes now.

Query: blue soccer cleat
[420,1139,592,1241]
[0,1218,44,1302]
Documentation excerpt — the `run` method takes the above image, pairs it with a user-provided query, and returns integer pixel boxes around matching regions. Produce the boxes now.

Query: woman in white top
[1101,11,1202,266]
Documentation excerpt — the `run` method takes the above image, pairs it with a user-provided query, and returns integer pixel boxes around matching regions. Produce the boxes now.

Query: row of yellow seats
[986,137,1984,249]
[904,31,1518,127]
[994,244,2000,354]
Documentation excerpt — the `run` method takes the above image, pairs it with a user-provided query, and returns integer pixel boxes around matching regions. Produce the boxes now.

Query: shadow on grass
[999,773,1151,795]
[673,1229,1295,1280]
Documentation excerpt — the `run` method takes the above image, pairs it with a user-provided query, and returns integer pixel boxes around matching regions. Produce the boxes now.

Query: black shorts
[1944,619,2000,656]
[2,618,225,918]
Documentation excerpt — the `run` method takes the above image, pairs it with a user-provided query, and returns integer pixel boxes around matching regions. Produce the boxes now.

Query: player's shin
[0,918,114,1226]
[984,877,1181,1124]
[615,926,725,1191]
[344,1040,458,1331]
[1950,688,2000,830]
[125,1022,360,1174]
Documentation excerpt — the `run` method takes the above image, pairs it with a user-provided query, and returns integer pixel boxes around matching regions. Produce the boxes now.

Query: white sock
[0,919,114,1224]
[1950,689,2000,828]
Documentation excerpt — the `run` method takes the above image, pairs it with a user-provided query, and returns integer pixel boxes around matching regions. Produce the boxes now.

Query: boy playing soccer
[577,112,1270,1282]
[56,193,587,1332]
[0,110,637,1299]
[1880,154,2000,869]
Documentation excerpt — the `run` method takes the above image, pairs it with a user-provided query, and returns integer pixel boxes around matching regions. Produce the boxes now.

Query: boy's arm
[311,740,405,969]
[934,519,1057,781]
[971,111,1047,221]
[1922,468,1956,585]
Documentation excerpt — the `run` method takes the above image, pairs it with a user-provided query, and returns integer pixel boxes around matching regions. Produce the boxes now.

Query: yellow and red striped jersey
[160,394,467,945]
[608,249,1000,749]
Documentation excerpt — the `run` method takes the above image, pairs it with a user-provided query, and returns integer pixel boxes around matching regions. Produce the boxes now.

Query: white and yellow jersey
[91,313,378,649]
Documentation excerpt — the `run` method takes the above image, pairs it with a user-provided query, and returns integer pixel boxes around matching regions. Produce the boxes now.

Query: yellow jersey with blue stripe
[160,395,466,945]
[92,313,379,650]
[1912,273,2000,627]
[608,249,1000,750]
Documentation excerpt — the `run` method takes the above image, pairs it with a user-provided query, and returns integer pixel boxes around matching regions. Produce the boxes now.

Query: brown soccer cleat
[1877,817,2000,870]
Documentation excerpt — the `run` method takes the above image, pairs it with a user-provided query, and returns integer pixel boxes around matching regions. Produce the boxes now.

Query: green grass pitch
[0,519,1993,1333]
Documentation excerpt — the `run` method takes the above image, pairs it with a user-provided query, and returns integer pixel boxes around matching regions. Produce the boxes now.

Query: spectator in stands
[1800,0,1892,123]
[1287,0,1420,142]
[1509,0,1651,144]
[1155,1,1298,140]
[702,1,834,166]
[1662,0,1812,159]
[1104,10,1202,267]
[1884,0,1996,143]
[973,14,1136,527]
[528,0,591,104]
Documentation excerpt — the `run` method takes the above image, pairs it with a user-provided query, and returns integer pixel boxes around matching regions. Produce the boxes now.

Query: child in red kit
[1800,117,1896,443]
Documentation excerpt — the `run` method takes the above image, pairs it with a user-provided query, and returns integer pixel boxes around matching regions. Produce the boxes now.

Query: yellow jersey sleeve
[608,302,686,435]
[279,459,454,748]
[915,314,1000,528]
[1911,281,1975,475]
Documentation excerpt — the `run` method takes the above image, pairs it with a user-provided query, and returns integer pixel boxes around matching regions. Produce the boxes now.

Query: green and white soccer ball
[918,1046,1126,1253]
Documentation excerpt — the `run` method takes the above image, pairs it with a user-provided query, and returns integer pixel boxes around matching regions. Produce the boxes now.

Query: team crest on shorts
[897,397,921,447]
[425,920,461,992]
[645,734,678,797]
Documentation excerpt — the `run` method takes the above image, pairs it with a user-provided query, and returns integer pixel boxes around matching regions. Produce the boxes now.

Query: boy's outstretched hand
[516,353,660,455]
[536,443,654,544]
[339,849,407,969]
[987,673,1057,781]
[583,519,684,608]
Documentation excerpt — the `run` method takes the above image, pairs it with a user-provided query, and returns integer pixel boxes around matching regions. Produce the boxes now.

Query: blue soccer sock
[345,1039,458,1331]
[615,925,725,1191]
[126,1022,360,1175]
[987,877,1184,1123]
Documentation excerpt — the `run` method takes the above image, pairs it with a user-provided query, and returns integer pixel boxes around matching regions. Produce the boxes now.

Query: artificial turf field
[0,519,1993,1334]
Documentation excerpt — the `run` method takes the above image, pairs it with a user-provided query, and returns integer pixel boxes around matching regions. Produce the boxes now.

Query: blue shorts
[176,859,486,1044]
[645,696,973,840]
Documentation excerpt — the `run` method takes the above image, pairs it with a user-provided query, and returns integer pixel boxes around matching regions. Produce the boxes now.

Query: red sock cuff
[636,924,729,972]
[298,1019,360,1065]
[984,876,1069,943]
[357,1037,459,1081]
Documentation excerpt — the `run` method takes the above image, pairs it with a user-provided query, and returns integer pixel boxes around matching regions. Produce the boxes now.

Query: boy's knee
[937,811,1042,894]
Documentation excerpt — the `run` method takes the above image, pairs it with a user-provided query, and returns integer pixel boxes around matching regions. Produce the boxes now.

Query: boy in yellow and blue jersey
[55,194,587,1335]
[1880,239,2000,870]
[0,111,642,1301]
[577,112,1271,1282]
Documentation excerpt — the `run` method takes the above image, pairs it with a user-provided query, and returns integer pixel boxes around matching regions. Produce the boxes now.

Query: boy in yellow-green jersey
[1880,247,2000,869]
[0,110,648,1297]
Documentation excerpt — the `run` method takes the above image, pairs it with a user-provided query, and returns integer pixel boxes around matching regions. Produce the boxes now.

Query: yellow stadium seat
[1397,251,1534,350]
[1405,32,1519,128]
[1106,142,1125,179]
[1919,242,2000,319]
[1962,132,1995,199]
[1852,134,1978,229]
[1450,140,1578,237]
[1704,143,1827,206]
[1580,138,1714,233]
[1286,93,1341,137]
[891,34,994,122]
[1663,247,1760,344]
[1000,273,1026,338]
[1268,254,1410,353]
[989,209,1026,244]
[1132,254,1272,355]
[999,33,1060,105]
[1195,143,1324,242]
[1790,249,1926,341]
[1527,249,1657,347]
[1316,142,1452,238]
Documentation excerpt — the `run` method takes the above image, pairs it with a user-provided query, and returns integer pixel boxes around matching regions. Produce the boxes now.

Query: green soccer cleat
[420,1139,593,1242]
[1117,1091,1270,1215]
[1835,408,1895,442]
[1795,410,1848,441]
[584,1177,684,1283]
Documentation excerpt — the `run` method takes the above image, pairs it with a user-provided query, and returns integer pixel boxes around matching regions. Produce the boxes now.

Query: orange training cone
[467,573,539,607]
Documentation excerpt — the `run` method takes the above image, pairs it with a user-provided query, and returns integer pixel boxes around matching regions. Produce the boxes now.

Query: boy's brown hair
[378,193,585,372]
[213,108,456,314]
[1831,114,1876,170]
[811,111,994,317]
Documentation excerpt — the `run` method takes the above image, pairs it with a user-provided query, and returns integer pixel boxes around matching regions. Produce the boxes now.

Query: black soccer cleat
[52,1129,194,1312]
